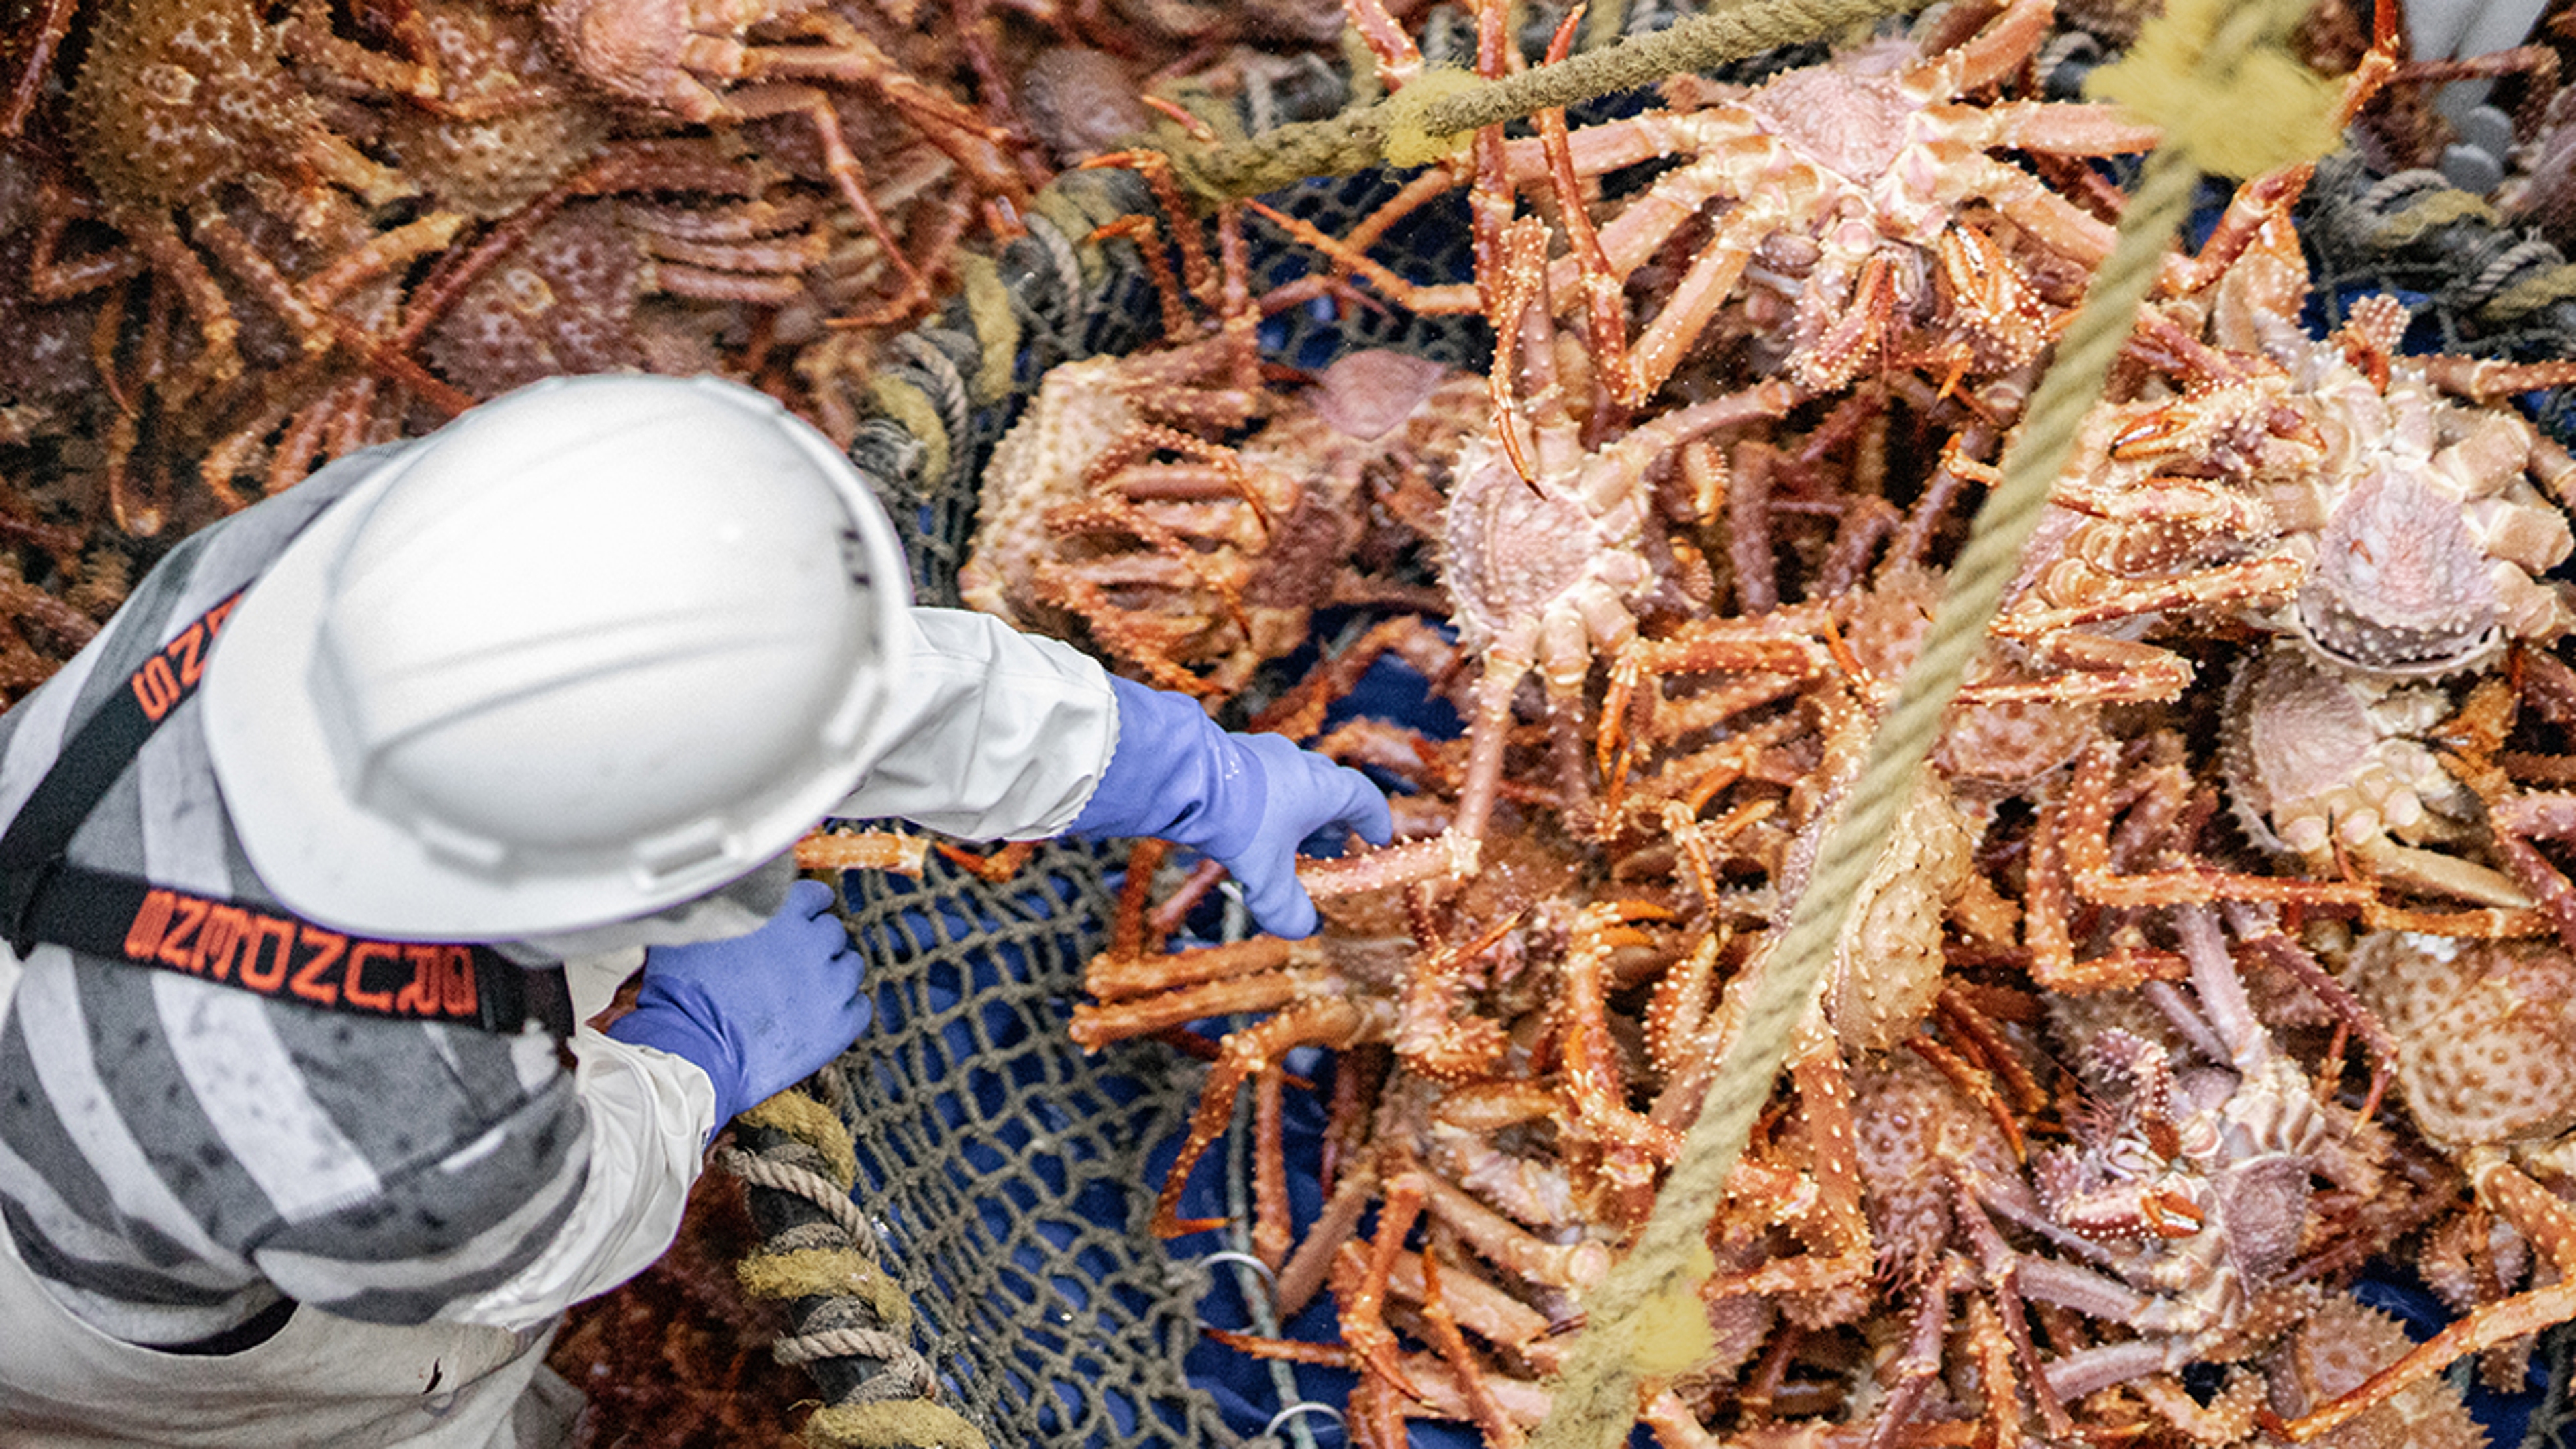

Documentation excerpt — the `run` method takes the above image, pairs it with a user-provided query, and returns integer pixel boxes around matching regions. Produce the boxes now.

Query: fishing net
[711,24,2576,1449]
[713,72,1484,1449]
[2297,147,2576,444]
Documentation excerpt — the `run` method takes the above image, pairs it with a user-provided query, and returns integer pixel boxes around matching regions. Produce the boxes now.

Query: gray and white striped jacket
[0,446,1122,1349]
[0,460,590,1346]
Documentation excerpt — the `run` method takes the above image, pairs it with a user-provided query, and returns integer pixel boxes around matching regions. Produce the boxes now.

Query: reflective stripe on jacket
[0,439,1120,1355]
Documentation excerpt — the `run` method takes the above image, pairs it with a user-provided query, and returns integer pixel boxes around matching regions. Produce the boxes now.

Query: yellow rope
[955,252,1020,406]
[739,1089,859,1191]
[2484,263,2576,324]
[866,374,951,487]
[1400,0,1925,150]
[1525,0,2336,1441]
[737,1247,916,1330]
[1169,0,1925,201]
[800,1399,992,1449]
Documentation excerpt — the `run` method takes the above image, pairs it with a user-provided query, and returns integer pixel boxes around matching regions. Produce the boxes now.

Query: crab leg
[2063,740,2372,910]
[1334,1171,1429,1402]
[2269,1152,2576,1440]
[1150,997,1395,1236]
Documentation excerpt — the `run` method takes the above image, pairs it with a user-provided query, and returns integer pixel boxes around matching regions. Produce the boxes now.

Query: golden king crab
[2252,295,2576,679]
[2219,643,2540,922]
[535,0,1034,321]
[2167,186,2576,678]
[1438,237,1796,842]
[1066,826,1582,1242]
[38,0,454,388]
[16,0,491,531]
[959,167,1479,703]
[1270,0,2157,403]
[2269,927,2576,1440]
[2010,907,2392,1434]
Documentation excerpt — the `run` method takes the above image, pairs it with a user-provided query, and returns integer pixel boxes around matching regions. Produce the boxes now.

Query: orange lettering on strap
[168,621,205,687]
[131,656,181,721]
[195,906,252,982]
[156,896,207,970]
[201,596,239,641]
[291,928,345,1006]
[125,890,178,959]
[440,948,477,1018]
[241,916,295,991]
[395,947,443,1016]
[342,941,398,1012]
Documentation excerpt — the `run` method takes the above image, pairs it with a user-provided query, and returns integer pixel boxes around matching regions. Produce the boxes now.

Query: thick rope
[736,1246,914,1329]
[1169,0,1925,201]
[741,1087,860,1188]
[721,1088,987,1449]
[773,1325,934,1375]
[718,1146,879,1244]
[800,1401,990,1449]
[1525,0,2330,1440]
[1406,0,1925,142]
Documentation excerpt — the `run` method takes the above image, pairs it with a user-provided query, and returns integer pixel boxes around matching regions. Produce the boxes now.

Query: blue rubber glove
[1067,676,1394,938]
[606,879,871,1132]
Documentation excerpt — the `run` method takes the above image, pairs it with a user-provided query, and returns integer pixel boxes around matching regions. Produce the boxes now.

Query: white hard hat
[203,373,914,939]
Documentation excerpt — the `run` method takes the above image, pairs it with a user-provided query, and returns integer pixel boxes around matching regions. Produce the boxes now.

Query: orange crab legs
[2266,1156,2576,1441]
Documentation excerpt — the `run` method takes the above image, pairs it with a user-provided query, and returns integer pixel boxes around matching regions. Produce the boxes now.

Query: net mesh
[751,191,1244,1446]
[725,38,2576,1449]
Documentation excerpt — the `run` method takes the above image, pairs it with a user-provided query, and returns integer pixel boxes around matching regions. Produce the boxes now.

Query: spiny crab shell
[1826,767,1976,1054]
[2267,1290,2488,1449]
[2265,339,2575,678]
[2344,930,2576,1164]
[1846,558,2101,790]
[2220,643,2470,857]
[1440,422,1658,690]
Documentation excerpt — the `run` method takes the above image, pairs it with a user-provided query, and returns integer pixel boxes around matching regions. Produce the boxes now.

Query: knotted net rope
[721,1093,987,1449]
[1164,0,1931,200]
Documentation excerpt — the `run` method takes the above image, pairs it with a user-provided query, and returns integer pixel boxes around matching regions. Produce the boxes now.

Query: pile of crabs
[0,0,1345,708]
[957,0,2576,1444]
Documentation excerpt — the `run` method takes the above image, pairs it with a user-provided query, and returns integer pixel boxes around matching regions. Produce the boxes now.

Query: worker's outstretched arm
[839,606,1390,938]
[1063,676,1393,938]
[833,607,1118,839]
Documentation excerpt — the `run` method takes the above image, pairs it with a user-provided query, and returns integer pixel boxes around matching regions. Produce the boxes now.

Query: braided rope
[1172,0,1925,200]
[717,1146,879,1244]
[720,1089,987,1449]
[773,1325,936,1379]
[1406,0,1927,140]
[1524,0,2326,1440]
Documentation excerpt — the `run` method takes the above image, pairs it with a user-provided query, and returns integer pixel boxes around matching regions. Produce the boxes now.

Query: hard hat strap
[0,590,572,1040]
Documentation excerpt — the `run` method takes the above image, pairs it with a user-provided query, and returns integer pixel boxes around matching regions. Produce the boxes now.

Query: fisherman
[0,373,1391,1446]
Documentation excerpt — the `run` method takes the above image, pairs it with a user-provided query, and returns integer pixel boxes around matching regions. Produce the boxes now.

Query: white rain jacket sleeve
[438,612,1112,1330]
[437,1029,713,1332]
[833,606,1120,839]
